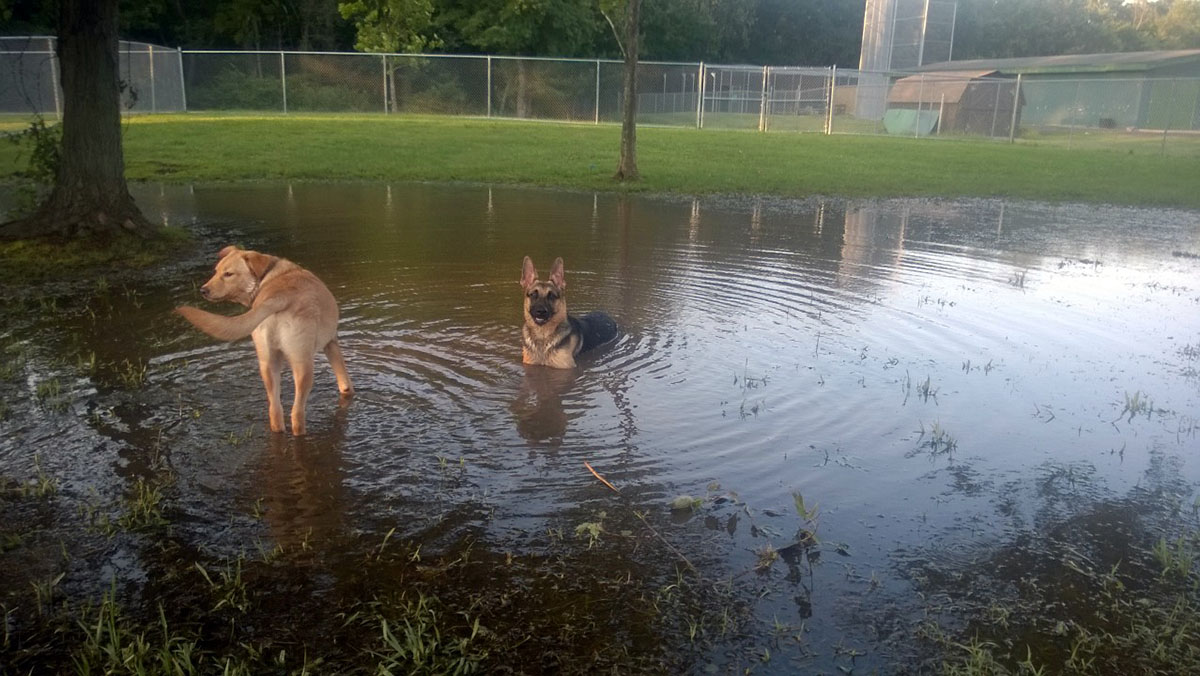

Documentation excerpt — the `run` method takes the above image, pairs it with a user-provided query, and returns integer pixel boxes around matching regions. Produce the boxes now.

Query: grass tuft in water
[373,593,488,675]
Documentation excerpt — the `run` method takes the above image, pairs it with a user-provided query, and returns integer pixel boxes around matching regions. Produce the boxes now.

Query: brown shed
[887,70,1024,136]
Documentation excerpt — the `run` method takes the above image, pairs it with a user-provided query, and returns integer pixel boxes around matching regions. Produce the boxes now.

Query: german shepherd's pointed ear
[520,256,538,291]
[549,257,565,290]
[243,251,276,280]
[217,245,241,259]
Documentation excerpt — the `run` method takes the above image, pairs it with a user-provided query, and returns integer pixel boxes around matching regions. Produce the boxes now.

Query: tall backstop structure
[858,0,958,119]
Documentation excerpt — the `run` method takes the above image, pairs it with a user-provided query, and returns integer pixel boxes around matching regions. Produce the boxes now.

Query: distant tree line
[1,0,1197,66]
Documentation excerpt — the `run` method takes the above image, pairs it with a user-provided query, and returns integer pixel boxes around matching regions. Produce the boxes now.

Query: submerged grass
[2,114,1198,207]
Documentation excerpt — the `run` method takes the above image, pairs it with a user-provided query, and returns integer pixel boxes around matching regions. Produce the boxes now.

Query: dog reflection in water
[511,366,578,445]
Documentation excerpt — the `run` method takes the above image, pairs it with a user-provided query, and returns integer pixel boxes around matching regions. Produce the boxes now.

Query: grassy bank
[3,114,1199,208]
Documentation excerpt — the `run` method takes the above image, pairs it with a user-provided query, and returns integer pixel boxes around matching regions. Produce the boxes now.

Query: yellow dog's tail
[175,299,283,342]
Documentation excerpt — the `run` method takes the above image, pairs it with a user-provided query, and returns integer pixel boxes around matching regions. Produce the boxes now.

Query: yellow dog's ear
[217,245,241,259]
[242,251,276,280]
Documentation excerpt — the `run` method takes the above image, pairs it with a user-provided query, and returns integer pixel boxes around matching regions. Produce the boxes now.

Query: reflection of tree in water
[888,449,1200,672]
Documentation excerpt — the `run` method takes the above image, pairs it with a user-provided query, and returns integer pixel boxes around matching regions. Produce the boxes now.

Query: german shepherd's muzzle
[520,256,617,369]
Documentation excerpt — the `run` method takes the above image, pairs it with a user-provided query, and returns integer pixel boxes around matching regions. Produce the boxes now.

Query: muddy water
[2,183,1199,671]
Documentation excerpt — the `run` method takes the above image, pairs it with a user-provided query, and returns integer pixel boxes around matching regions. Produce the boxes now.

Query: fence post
[697,62,706,128]
[49,49,62,119]
[826,65,837,134]
[915,74,924,138]
[1161,78,1178,156]
[594,59,600,124]
[148,44,157,113]
[1008,73,1022,143]
[177,47,187,112]
[382,54,388,114]
[1190,83,1200,134]
[1067,81,1080,149]
[758,65,768,131]
[486,55,492,118]
[280,51,288,114]
[937,93,945,134]
[989,79,1002,136]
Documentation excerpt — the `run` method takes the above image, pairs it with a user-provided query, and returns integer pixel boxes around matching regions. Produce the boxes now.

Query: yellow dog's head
[199,245,277,307]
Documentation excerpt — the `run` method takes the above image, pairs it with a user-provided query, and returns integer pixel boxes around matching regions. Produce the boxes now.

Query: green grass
[3,113,1198,207]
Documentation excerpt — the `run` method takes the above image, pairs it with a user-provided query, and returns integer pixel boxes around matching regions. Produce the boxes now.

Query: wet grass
[0,226,193,286]
[3,114,1199,207]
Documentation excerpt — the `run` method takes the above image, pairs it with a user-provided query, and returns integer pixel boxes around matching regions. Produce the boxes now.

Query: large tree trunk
[613,0,640,182]
[0,0,156,240]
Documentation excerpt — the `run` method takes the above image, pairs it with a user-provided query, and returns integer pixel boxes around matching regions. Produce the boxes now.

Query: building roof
[888,71,998,104]
[918,49,1200,75]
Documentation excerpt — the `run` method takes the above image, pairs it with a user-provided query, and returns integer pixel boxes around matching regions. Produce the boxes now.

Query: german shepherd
[176,246,353,436]
[520,256,617,369]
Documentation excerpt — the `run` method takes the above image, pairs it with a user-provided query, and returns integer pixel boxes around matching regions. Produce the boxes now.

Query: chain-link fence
[2,36,185,115]
[4,38,1198,153]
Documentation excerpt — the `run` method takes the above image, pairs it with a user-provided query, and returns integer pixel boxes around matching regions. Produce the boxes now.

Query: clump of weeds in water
[116,359,148,388]
[373,593,488,675]
[1115,390,1154,423]
[194,556,250,614]
[1151,536,1196,580]
[917,375,939,404]
[18,454,58,499]
[34,377,69,412]
[72,591,201,676]
[926,547,1200,675]
[80,476,170,536]
[909,420,958,459]
[574,511,607,549]
[117,477,169,532]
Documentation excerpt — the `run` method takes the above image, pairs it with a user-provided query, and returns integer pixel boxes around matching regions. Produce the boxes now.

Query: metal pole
[594,59,600,124]
[948,1,958,61]
[1161,78,1179,156]
[149,44,157,113]
[49,48,62,119]
[382,54,388,113]
[990,79,1002,136]
[1190,81,1200,133]
[486,56,492,118]
[1067,81,1079,149]
[758,66,768,131]
[280,51,287,114]
[915,74,924,138]
[1191,83,1200,133]
[938,92,945,134]
[918,0,930,66]
[1008,73,1022,143]
[826,65,837,135]
[697,62,705,128]
[177,47,187,112]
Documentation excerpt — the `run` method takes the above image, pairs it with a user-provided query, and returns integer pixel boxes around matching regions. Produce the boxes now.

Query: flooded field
[2,183,1199,673]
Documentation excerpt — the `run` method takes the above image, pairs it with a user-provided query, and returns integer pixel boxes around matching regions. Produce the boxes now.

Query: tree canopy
[2,0,1197,66]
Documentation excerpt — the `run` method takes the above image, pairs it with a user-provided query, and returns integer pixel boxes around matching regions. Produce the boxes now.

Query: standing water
[1,183,1198,673]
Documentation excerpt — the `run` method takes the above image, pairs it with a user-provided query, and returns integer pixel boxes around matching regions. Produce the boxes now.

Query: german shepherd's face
[199,245,276,307]
[520,256,567,329]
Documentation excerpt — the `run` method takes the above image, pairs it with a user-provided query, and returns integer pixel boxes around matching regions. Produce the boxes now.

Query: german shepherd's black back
[569,311,618,355]
[520,256,618,369]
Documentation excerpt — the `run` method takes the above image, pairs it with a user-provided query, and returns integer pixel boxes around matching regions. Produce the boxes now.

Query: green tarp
[883,108,941,136]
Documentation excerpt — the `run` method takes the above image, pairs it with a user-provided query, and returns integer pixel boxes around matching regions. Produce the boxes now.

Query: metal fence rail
[3,38,1198,153]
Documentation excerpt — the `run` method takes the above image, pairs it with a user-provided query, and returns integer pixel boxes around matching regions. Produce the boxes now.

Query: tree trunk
[1,0,157,240]
[613,0,640,182]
